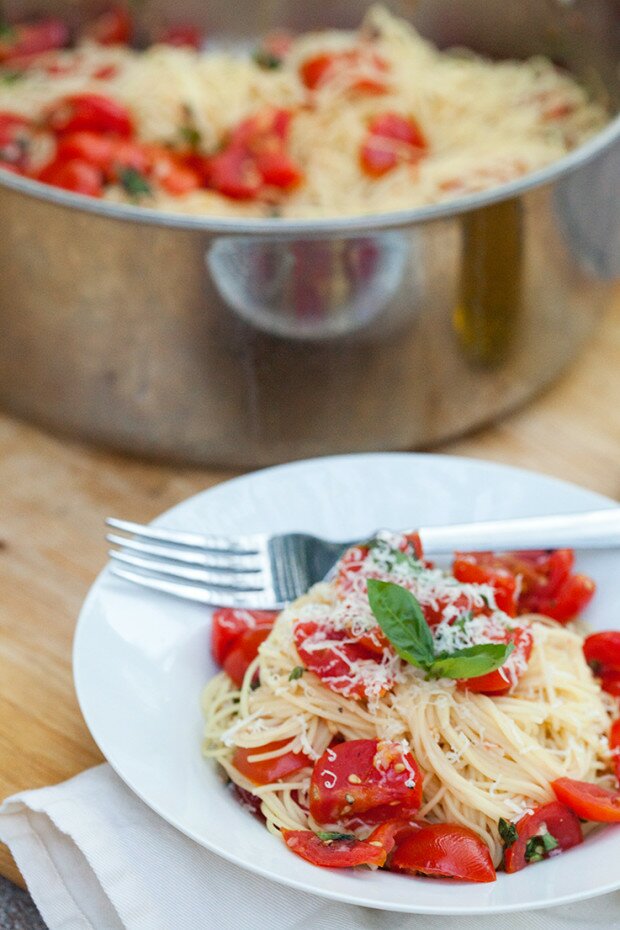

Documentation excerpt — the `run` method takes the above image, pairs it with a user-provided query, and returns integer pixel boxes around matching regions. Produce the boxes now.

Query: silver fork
[106,509,620,609]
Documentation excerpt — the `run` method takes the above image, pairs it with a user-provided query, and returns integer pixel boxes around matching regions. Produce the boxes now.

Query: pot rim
[1,112,619,235]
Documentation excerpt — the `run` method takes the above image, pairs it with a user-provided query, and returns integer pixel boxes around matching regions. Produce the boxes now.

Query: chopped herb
[180,124,202,148]
[119,167,152,198]
[498,817,518,848]
[481,594,490,608]
[288,666,304,681]
[367,579,514,681]
[316,831,356,842]
[525,831,559,863]
[0,69,23,84]
[253,49,282,70]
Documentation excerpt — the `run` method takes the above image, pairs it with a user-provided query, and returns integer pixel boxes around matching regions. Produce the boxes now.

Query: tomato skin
[457,625,533,694]
[85,7,132,46]
[601,670,620,698]
[452,552,518,616]
[0,19,69,63]
[46,94,133,138]
[583,632,620,674]
[146,147,202,194]
[610,720,620,784]
[360,112,427,178]
[283,829,387,868]
[36,157,104,196]
[205,145,263,200]
[221,627,272,686]
[503,801,582,873]
[255,149,302,190]
[365,818,418,858]
[390,823,496,883]
[528,573,595,623]
[233,739,310,785]
[552,778,620,823]
[159,24,202,49]
[211,607,277,666]
[300,50,388,94]
[309,739,423,826]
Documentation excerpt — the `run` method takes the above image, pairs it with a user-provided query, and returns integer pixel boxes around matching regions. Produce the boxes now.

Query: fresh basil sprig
[367,579,514,681]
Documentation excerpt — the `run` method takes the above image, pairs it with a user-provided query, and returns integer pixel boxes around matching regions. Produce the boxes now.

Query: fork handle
[417,508,620,554]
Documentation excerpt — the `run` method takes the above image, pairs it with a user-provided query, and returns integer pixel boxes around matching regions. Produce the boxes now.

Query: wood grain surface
[1,289,619,888]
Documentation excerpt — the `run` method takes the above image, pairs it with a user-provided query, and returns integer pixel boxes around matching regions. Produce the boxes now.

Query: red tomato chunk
[552,778,620,823]
[233,739,310,786]
[390,822,496,883]
[282,830,387,868]
[502,802,582,873]
[309,738,422,826]
[360,112,427,178]
[46,94,134,137]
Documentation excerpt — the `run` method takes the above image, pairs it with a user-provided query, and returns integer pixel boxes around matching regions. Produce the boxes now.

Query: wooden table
[1,290,619,889]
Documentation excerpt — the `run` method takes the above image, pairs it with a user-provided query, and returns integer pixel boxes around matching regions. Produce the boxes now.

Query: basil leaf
[541,831,559,853]
[430,642,514,680]
[288,666,304,681]
[498,817,518,849]
[253,49,282,69]
[367,579,435,669]
[525,831,558,863]
[316,831,355,842]
[180,125,201,148]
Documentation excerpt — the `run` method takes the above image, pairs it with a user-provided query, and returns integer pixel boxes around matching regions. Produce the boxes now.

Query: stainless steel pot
[1,0,619,467]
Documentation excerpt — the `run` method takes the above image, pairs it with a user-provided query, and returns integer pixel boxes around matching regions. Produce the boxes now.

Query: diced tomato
[610,720,620,785]
[457,625,533,694]
[146,147,202,195]
[85,7,133,46]
[282,829,387,868]
[453,552,518,616]
[300,49,389,94]
[601,670,620,698]
[293,618,393,700]
[452,549,594,624]
[502,801,582,873]
[583,632,620,674]
[390,823,496,883]
[254,149,302,190]
[159,24,202,49]
[205,144,263,200]
[92,64,119,80]
[45,94,133,138]
[233,738,310,785]
[309,738,422,826]
[230,108,292,148]
[211,607,277,666]
[360,112,427,178]
[36,158,104,196]
[0,18,69,64]
[222,627,272,687]
[552,777,620,822]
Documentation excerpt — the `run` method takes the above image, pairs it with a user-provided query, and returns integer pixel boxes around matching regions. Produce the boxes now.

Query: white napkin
[1,765,619,930]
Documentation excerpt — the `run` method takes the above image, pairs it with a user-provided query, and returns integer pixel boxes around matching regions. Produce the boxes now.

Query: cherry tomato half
[390,822,496,883]
[211,608,277,666]
[0,18,69,64]
[222,627,273,687]
[300,49,389,94]
[293,618,393,700]
[85,7,132,46]
[36,157,104,196]
[360,112,427,178]
[309,738,422,826]
[583,632,620,674]
[46,94,133,138]
[601,670,620,698]
[282,830,387,868]
[502,801,582,873]
[233,738,310,785]
[552,778,620,823]
[452,552,518,616]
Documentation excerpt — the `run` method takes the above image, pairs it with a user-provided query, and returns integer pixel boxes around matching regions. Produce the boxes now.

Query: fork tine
[109,550,268,590]
[106,517,263,554]
[106,533,264,572]
[110,565,284,609]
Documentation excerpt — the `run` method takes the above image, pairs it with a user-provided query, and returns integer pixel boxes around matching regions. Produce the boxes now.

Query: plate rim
[73,452,620,915]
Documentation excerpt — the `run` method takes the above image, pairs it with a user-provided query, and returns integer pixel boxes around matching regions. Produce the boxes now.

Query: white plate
[73,453,620,915]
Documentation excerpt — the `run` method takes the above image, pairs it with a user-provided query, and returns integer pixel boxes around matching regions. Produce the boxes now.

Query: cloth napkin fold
[0,765,619,930]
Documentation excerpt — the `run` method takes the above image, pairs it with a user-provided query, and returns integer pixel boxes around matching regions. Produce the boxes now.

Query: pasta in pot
[0,6,609,218]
